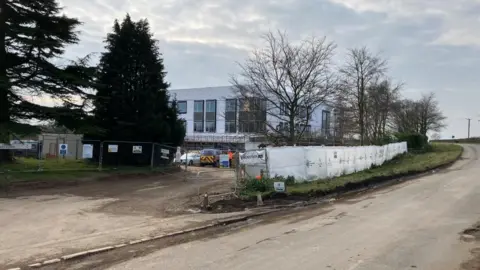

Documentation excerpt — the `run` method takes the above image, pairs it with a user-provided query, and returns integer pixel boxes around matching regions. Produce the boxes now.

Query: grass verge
[0,157,178,184]
[242,143,463,200]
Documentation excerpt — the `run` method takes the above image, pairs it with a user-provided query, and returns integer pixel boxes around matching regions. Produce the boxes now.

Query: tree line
[232,31,446,145]
[0,1,185,162]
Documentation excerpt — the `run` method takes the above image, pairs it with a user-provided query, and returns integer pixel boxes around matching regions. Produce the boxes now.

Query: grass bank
[242,143,463,199]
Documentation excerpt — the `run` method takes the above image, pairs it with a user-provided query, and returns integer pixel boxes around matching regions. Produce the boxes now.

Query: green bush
[244,178,272,192]
[395,133,428,150]
[243,174,296,193]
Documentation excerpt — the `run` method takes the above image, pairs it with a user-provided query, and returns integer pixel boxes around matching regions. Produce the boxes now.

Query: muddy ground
[460,222,480,270]
[0,166,239,268]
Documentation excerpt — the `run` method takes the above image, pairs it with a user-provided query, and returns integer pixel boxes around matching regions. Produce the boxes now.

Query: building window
[206,100,216,113]
[194,100,204,113]
[225,121,236,133]
[204,100,216,133]
[238,97,267,133]
[322,110,331,135]
[177,101,187,114]
[194,121,204,132]
[205,121,216,132]
[225,99,237,112]
[280,102,287,116]
[194,100,204,133]
[299,106,308,119]
[225,99,237,133]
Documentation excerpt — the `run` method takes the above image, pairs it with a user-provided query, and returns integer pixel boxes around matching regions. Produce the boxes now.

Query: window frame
[177,101,187,114]
[194,120,204,133]
[194,100,204,113]
[205,120,216,133]
[206,99,217,113]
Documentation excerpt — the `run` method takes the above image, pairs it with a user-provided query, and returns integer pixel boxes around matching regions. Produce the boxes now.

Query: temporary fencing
[239,142,408,182]
[2,134,180,173]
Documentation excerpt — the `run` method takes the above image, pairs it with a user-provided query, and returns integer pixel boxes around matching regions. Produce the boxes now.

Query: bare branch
[230,30,337,145]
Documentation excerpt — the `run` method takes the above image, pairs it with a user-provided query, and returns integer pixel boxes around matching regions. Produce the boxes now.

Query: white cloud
[328,0,480,47]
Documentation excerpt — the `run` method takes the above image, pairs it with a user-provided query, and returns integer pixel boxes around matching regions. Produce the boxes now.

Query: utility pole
[466,118,471,138]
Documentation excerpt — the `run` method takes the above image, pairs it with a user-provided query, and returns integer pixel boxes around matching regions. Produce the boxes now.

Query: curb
[11,209,279,269]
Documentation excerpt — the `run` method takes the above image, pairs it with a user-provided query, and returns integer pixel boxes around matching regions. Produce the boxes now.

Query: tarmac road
[107,144,480,270]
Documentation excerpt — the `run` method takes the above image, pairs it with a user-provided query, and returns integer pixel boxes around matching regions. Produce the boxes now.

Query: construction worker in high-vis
[228,149,233,168]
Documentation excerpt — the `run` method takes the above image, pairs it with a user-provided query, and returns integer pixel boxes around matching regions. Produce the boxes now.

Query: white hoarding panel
[267,147,306,180]
[305,147,327,180]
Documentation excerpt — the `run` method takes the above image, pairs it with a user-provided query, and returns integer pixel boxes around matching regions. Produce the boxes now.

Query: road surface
[106,144,480,270]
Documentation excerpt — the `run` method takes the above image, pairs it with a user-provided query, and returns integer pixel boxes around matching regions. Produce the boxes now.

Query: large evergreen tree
[0,0,95,161]
[91,15,184,145]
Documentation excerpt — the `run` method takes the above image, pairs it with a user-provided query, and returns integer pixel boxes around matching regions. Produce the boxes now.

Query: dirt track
[0,167,237,268]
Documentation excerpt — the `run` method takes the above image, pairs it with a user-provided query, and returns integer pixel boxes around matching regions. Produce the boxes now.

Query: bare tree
[417,92,446,136]
[392,98,421,133]
[364,79,401,142]
[339,47,387,145]
[231,30,337,145]
[392,92,446,136]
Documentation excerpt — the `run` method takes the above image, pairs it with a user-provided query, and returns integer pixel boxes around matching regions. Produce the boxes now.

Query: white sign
[161,148,169,159]
[0,143,32,150]
[132,145,142,154]
[59,144,68,156]
[273,182,286,193]
[82,144,93,159]
[108,144,118,153]
[239,150,266,165]
[219,154,230,168]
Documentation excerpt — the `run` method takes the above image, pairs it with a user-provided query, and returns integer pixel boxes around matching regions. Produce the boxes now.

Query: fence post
[183,147,188,182]
[264,147,270,179]
[150,143,155,170]
[75,139,79,160]
[99,142,104,171]
[235,152,240,194]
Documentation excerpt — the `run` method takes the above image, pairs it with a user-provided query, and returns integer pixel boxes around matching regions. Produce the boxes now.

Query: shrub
[244,177,272,193]
[285,175,295,186]
[395,133,428,150]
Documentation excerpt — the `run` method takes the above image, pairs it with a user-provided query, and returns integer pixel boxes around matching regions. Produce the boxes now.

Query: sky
[55,0,480,139]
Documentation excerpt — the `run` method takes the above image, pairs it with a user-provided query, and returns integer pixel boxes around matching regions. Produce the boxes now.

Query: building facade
[168,86,332,150]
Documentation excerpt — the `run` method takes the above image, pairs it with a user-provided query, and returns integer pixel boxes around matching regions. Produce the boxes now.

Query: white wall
[168,85,331,136]
[240,142,408,182]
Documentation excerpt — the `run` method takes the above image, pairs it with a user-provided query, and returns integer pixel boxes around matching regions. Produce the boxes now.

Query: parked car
[178,153,201,166]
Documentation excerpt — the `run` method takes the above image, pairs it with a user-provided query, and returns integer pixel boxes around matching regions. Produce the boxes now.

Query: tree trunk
[0,0,13,163]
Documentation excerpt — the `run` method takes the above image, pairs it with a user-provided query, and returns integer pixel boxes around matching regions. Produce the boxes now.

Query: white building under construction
[168,86,333,150]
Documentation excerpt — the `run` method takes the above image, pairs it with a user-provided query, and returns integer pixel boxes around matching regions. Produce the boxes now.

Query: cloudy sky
[57,0,480,138]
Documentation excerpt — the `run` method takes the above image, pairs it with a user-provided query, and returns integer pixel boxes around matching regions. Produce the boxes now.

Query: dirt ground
[0,166,240,268]
[460,222,480,270]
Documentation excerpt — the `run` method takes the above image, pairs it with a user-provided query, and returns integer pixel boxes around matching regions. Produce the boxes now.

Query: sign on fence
[161,148,169,159]
[132,145,142,154]
[274,182,286,192]
[82,144,93,159]
[59,144,68,156]
[108,144,118,153]
[219,154,230,168]
[240,150,266,165]
[0,143,32,149]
